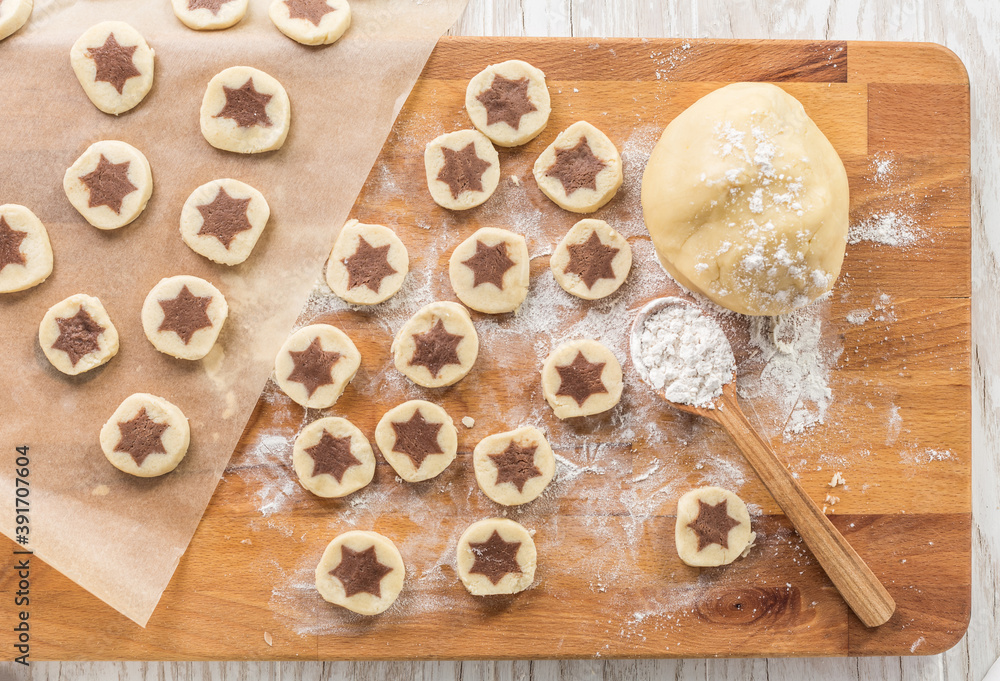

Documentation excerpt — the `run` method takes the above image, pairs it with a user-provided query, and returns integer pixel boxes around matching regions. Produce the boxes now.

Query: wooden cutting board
[9,37,970,660]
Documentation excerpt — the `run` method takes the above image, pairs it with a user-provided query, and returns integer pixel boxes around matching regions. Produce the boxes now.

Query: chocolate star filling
[51,307,104,367]
[115,407,169,466]
[688,498,742,551]
[86,33,141,95]
[158,285,214,345]
[343,236,396,293]
[476,74,536,130]
[408,319,463,378]
[468,530,522,585]
[286,336,342,397]
[436,142,491,199]
[214,78,273,128]
[0,216,27,272]
[390,409,443,467]
[196,187,253,249]
[462,239,515,290]
[305,431,360,482]
[284,0,336,25]
[490,440,541,493]
[545,138,607,195]
[330,545,393,598]
[188,0,232,14]
[555,351,608,407]
[79,155,137,215]
[566,230,619,289]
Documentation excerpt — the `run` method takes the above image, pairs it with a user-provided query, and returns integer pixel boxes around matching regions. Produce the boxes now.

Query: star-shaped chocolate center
[330,545,393,598]
[187,0,232,14]
[408,319,463,378]
[285,0,336,25]
[565,230,620,289]
[86,33,141,95]
[115,407,169,466]
[305,431,360,482]
[468,530,522,585]
[51,307,105,367]
[490,441,541,493]
[158,285,214,345]
[436,142,491,199]
[79,155,137,215]
[196,187,253,249]
[688,498,742,551]
[462,239,515,290]
[476,74,537,130]
[214,78,273,128]
[545,138,607,195]
[286,336,342,397]
[343,236,396,293]
[390,409,443,467]
[555,351,607,407]
[0,216,27,272]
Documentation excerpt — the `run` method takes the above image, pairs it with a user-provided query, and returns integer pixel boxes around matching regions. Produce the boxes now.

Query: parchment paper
[0,0,467,626]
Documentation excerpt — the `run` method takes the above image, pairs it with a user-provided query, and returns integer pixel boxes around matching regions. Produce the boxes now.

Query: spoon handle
[715,391,896,628]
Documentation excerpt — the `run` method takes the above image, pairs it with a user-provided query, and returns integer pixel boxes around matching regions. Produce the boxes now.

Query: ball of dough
[70,21,154,115]
[375,400,457,482]
[675,486,755,567]
[326,219,408,305]
[550,219,631,300]
[316,530,405,615]
[200,66,290,154]
[63,140,153,230]
[641,82,849,316]
[293,417,374,497]
[424,130,500,211]
[100,393,190,477]
[0,0,32,41]
[533,121,622,213]
[473,426,554,506]
[392,301,478,388]
[180,179,270,266]
[541,339,622,419]
[0,204,52,293]
[274,323,361,408]
[171,0,248,30]
[269,0,350,46]
[448,227,529,314]
[39,293,119,376]
[465,59,550,147]
[141,275,228,360]
[456,518,536,595]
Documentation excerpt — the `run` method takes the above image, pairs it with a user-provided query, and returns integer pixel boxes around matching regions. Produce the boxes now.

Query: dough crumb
[462,416,475,428]
[829,471,846,487]
[263,631,273,646]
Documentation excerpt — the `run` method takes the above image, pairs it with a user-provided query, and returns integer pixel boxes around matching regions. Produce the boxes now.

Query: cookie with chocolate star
[465,59,550,147]
[533,121,622,213]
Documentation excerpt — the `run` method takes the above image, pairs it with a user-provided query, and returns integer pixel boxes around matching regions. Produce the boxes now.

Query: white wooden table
[22,0,1000,679]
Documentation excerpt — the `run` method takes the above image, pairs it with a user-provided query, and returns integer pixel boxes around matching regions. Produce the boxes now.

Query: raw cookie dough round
[392,301,479,388]
[424,129,500,211]
[465,59,550,147]
[551,219,631,300]
[141,275,228,360]
[39,293,119,376]
[533,121,622,213]
[457,518,536,595]
[171,0,248,30]
[448,227,529,314]
[0,0,31,41]
[70,22,154,115]
[200,66,290,154]
[326,219,408,305]
[641,82,849,316]
[675,486,755,567]
[0,204,52,293]
[180,179,270,265]
[541,339,623,419]
[375,400,457,482]
[274,323,361,408]
[316,530,405,615]
[63,140,153,230]
[293,416,374,497]
[99,393,190,477]
[473,426,554,506]
[269,0,350,46]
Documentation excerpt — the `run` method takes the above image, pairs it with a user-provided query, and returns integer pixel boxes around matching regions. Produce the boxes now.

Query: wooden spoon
[630,297,895,628]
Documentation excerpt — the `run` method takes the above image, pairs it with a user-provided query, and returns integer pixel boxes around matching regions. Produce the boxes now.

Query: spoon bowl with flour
[630,297,896,628]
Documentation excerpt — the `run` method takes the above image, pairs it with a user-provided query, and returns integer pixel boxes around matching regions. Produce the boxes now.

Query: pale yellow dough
[424,130,500,210]
[200,66,290,154]
[473,426,554,506]
[39,293,119,376]
[63,140,153,230]
[171,0,248,30]
[550,219,631,300]
[70,22,154,115]
[456,518,536,596]
[675,486,755,567]
[465,59,550,147]
[141,275,228,360]
[326,220,408,305]
[0,0,31,41]
[541,339,623,419]
[269,0,350,46]
[0,204,52,293]
[392,301,479,388]
[274,323,361,408]
[374,400,457,482]
[448,227,529,314]
[316,530,405,615]
[180,179,270,266]
[99,393,190,478]
[533,121,622,213]
[293,417,374,498]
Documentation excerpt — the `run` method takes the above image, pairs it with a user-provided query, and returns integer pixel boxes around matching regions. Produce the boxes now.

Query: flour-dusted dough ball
[70,22,154,115]
[171,0,248,30]
[269,0,350,46]
[473,426,554,506]
[457,518,536,595]
[99,393,190,477]
[0,0,31,41]
[180,179,269,266]
[675,486,755,567]
[551,219,631,300]
[533,121,622,213]
[274,324,360,408]
[424,129,500,211]
[0,204,52,293]
[200,66,290,154]
[64,140,153,230]
[642,83,849,316]
[449,227,529,314]
[316,530,405,615]
[392,301,479,388]
[327,220,408,305]
[375,400,457,482]
[141,275,228,360]
[541,339,623,419]
[39,294,119,376]
[466,60,550,147]
[293,416,374,497]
